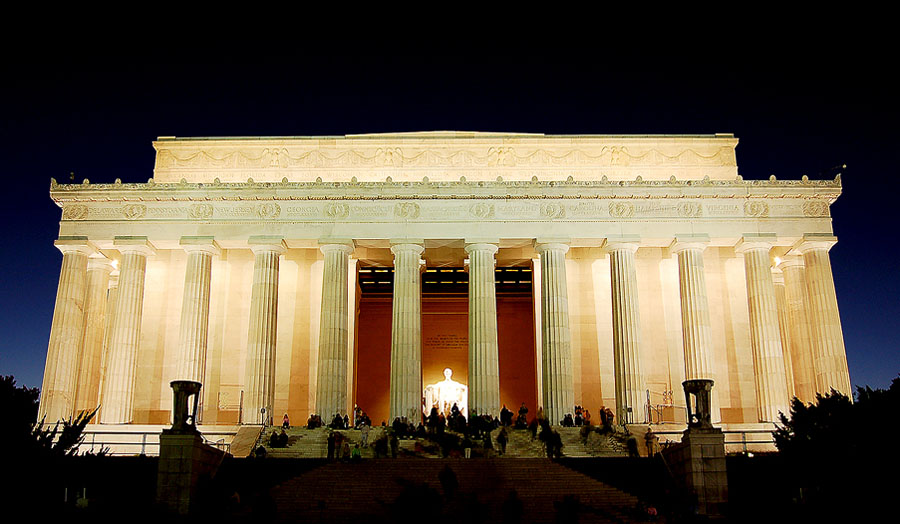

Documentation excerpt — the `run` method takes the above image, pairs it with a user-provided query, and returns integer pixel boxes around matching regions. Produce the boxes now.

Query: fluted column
[466,242,501,417]
[242,238,286,425]
[671,236,719,422]
[175,238,220,384]
[778,256,817,403]
[736,238,789,422]
[535,241,574,425]
[100,238,155,424]
[97,271,119,414]
[607,239,646,424]
[389,242,424,422]
[73,255,114,414]
[316,241,354,420]
[772,268,796,399]
[795,235,851,396]
[39,239,95,423]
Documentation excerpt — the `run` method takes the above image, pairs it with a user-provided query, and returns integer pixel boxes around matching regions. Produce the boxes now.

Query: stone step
[270,458,641,523]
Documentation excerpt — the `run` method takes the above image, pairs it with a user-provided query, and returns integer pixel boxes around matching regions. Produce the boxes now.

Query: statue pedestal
[156,433,227,514]
[662,426,728,517]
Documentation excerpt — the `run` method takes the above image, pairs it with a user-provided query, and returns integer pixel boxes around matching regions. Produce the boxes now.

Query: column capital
[249,236,287,255]
[670,234,710,254]
[87,254,115,273]
[734,234,776,255]
[464,242,498,255]
[114,236,156,257]
[534,238,570,254]
[793,234,837,255]
[180,236,221,256]
[390,243,424,256]
[605,236,641,253]
[319,240,354,256]
[54,237,96,256]
[776,255,805,271]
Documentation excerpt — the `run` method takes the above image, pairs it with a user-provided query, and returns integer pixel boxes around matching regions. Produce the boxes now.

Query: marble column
[39,238,94,423]
[100,238,155,424]
[466,242,501,417]
[777,256,817,403]
[607,239,647,424]
[535,241,574,425]
[242,238,286,425]
[97,271,119,415]
[175,238,220,384]
[671,236,719,422]
[389,243,424,422]
[73,255,114,414]
[795,235,851,396]
[736,238,789,422]
[316,241,354,420]
[772,267,796,399]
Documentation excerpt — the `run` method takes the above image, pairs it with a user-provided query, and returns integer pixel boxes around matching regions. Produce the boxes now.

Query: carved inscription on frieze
[706,204,740,217]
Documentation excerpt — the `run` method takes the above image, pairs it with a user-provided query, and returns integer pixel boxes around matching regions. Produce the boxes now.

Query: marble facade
[38,132,850,430]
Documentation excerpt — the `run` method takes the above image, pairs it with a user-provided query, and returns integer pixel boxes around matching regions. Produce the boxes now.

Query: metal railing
[652,428,777,453]
[79,429,236,456]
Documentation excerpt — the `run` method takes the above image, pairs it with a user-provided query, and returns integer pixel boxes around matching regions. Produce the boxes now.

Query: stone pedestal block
[662,427,729,517]
[156,433,227,515]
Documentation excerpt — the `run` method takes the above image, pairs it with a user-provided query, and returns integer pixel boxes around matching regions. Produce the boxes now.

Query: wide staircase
[270,458,644,523]
[260,426,629,459]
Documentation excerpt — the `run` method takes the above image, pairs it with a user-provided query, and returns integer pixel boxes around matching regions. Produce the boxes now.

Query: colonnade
[38,233,851,426]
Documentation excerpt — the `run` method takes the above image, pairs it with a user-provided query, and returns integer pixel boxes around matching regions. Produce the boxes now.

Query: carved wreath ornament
[188,203,214,219]
[609,202,634,218]
[122,204,147,220]
[540,203,565,219]
[256,202,281,219]
[325,203,350,219]
[802,200,829,217]
[469,203,494,219]
[677,202,703,218]
[394,202,421,219]
[62,205,88,220]
[743,201,769,218]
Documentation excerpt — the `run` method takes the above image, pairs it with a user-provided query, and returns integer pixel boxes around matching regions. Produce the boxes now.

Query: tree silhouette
[772,376,899,519]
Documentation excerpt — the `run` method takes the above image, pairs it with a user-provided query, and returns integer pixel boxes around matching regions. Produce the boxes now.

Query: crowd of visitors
[269,401,640,460]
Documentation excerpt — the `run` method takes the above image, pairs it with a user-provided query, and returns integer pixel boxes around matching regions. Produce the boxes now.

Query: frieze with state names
[58,197,835,223]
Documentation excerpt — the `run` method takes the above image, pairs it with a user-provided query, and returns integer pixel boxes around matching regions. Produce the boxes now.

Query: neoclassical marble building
[39,132,851,432]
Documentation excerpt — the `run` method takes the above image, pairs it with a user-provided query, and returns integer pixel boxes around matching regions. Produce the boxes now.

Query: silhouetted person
[627,436,639,457]
[497,426,508,455]
[390,433,399,458]
[644,427,657,457]
[326,431,336,460]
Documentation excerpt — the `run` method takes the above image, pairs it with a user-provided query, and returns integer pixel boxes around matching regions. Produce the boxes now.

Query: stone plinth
[663,427,729,517]
[156,433,227,515]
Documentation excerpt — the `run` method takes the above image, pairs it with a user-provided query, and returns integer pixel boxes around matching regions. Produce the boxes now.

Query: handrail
[651,428,777,453]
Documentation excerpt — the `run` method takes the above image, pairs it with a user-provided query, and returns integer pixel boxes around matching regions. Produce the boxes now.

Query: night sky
[2,54,897,392]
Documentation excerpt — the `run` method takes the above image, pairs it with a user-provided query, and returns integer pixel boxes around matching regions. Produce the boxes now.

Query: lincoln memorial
[38,132,851,445]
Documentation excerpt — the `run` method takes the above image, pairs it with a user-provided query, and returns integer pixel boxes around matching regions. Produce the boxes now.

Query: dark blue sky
[1,54,897,391]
